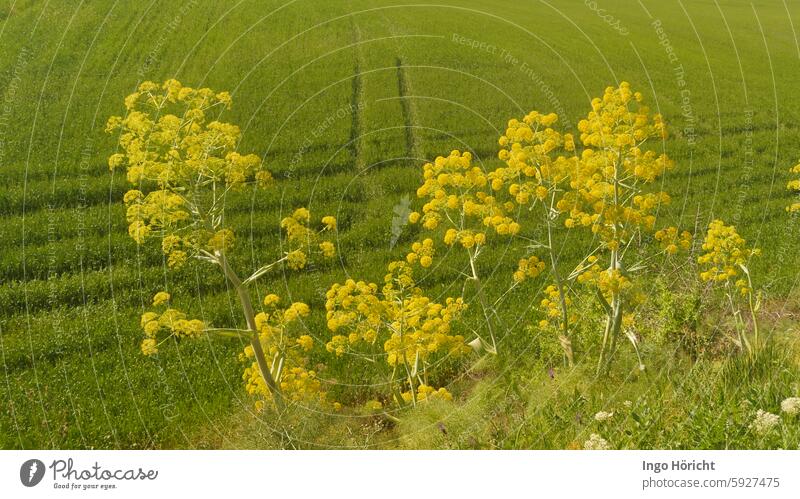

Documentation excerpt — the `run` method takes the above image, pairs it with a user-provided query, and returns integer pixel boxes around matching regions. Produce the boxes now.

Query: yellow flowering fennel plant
[408,150,519,354]
[325,261,471,410]
[107,79,336,411]
[698,220,761,356]
[489,111,579,365]
[562,82,678,375]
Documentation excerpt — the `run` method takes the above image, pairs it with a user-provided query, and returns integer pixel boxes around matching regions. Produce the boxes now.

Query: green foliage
[648,278,719,358]
[386,336,800,450]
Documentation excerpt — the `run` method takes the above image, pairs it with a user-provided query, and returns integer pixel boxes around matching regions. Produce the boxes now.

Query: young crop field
[1,0,800,450]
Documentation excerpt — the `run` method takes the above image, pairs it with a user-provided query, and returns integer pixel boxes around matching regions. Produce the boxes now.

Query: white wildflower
[594,411,614,422]
[584,433,610,450]
[780,397,800,416]
[750,409,780,435]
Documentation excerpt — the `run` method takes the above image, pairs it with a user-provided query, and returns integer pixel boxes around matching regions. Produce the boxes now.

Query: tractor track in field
[379,10,421,165]
[395,56,420,163]
[349,19,365,171]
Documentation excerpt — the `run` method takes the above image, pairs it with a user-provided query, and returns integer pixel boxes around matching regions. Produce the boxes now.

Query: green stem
[595,286,612,376]
[726,286,751,356]
[468,250,497,354]
[217,251,285,411]
[748,296,759,354]
[596,248,623,377]
[743,268,760,354]
[597,156,624,376]
[389,367,406,408]
[597,310,612,377]
[544,201,573,367]
[606,298,623,373]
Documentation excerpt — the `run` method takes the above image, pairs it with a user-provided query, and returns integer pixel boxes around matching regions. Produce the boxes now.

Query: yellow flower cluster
[578,83,667,148]
[107,79,273,264]
[241,293,325,406]
[400,385,453,404]
[381,291,468,367]
[537,285,575,330]
[513,255,546,283]
[576,256,643,305]
[123,190,188,246]
[325,261,470,406]
[578,263,626,294]
[788,162,800,212]
[443,228,488,248]
[325,279,382,353]
[158,228,236,269]
[207,229,235,252]
[152,291,170,306]
[560,82,673,248]
[326,262,469,363]
[140,292,205,356]
[365,400,384,411]
[698,220,760,295]
[408,150,519,242]
[161,235,188,268]
[596,269,634,297]
[490,111,577,206]
[287,250,307,270]
[277,367,321,403]
[654,226,692,255]
[280,208,337,269]
[406,238,435,268]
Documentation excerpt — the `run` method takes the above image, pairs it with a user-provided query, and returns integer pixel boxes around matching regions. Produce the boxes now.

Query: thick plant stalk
[398,311,418,406]
[605,299,623,374]
[596,248,624,377]
[217,251,285,411]
[742,267,760,354]
[725,288,750,355]
[595,288,612,375]
[595,166,628,376]
[468,251,497,355]
[596,295,623,376]
[747,297,759,354]
[544,202,573,366]
[597,166,623,376]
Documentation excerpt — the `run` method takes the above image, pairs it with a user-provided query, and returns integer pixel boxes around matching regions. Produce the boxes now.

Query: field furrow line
[395,56,420,162]
[349,19,365,171]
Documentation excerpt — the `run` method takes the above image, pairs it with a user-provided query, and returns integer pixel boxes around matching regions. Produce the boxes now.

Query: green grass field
[2,0,800,449]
